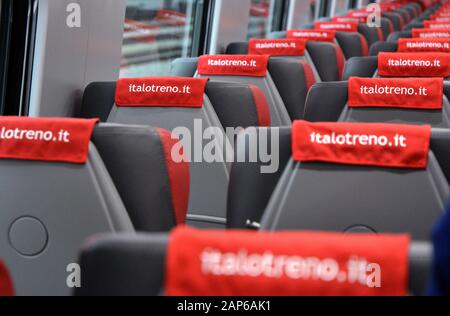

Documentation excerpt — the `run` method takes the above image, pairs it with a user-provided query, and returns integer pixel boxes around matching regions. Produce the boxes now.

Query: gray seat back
[224,42,322,120]
[199,74,290,128]
[358,24,384,47]
[387,31,412,42]
[0,122,134,296]
[228,125,450,230]
[340,77,450,127]
[170,57,198,77]
[107,79,231,228]
[268,29,369,60]
[383,12,404,33]
[195,55,291,127]
[261,126,449,242]
[81,79,275,228]
[279,29,368,60]
[90,124,191,233]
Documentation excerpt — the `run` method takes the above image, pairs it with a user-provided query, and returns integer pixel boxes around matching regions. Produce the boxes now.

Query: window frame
[271,0,290,32]
[191,0,214,56]
[0,0,12,114]
[0,0,38,116]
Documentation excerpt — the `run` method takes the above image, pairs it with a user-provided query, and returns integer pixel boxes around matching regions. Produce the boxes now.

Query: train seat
[90,124,190,232]
[0,117,192,295]
[305,77,450,129]
[75,227,433,296]
[269,29,369,59]
[81,77,271,227]
[228,124,450,231]
[261,121,448,242]
[225,38,335,119]
[371,34,450,55]
[226,38,345,82]
[205,81,272,129]
[0,117,156,295]
[195,54,292,126]
[314,21,383,48]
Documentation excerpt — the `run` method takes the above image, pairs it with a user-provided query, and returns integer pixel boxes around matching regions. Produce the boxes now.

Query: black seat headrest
[343,56,378,80]
[225,42,249,55]
[369,41,398,56]
[205,81,271,128]
[335,32,368,58]
[306,41,344,81]
[387,31,412,42]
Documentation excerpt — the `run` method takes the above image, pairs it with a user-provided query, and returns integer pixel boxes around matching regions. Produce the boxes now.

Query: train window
[247,0,273,39]
[330,0,351,16]
[288,0,319,28]
[270,0,290,32]
[310,0,319,21]
[120,0,206,78]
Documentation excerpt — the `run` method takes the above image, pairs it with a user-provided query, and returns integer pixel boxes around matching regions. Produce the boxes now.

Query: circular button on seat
[345,225,377,234]
[9,217,48,257]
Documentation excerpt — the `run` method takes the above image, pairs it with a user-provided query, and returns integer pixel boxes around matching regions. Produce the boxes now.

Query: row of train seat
[171,42,343,120]
[75,177,450,296]
[82,78,273,228]
[75,228,433,296]
[2,0,450,296]
[0,79,281,295]
[69,0,450,296]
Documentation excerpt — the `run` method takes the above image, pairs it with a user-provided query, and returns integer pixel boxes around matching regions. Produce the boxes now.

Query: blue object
[429,207,450,296]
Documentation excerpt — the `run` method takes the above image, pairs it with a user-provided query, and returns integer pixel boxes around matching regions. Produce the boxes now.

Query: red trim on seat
[376,28,384,41]
[396,13,405,30]
[358,34,369,56]
[332,44,345,80]
[403,9,412,23]
[299,60,316,90]
[0,259,14,296]
[157,128,190,225]
[386,19,395,34]
[249,85,271,127]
